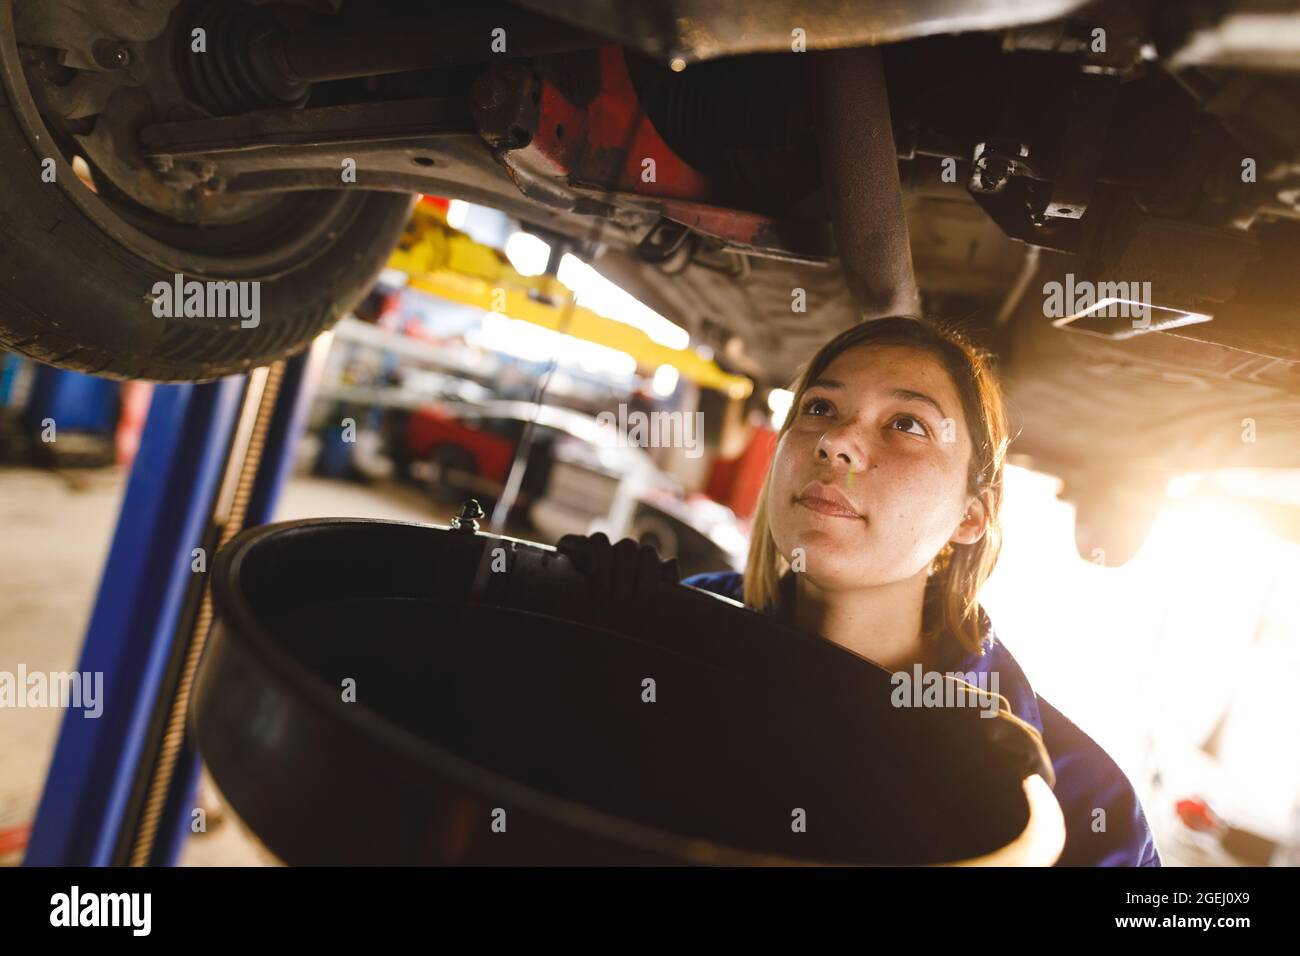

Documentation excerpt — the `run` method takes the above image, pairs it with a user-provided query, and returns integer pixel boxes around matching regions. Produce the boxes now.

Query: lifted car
[3,0,1300,561]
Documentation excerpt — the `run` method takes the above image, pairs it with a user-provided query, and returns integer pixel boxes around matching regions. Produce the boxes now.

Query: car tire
[0,3,414,381]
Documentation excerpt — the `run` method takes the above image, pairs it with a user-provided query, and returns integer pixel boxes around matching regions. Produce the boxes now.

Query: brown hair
[743,316,1010,658]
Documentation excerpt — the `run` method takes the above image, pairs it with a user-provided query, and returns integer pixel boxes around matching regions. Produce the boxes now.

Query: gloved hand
[556,532,681,602]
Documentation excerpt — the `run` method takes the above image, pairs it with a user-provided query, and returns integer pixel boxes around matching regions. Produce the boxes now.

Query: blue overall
[681,569,1162,867]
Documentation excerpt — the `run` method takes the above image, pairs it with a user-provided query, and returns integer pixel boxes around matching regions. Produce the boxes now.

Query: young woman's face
[767,343,986,592]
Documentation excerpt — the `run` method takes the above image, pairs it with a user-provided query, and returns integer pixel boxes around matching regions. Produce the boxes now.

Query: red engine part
[474,46,828,260]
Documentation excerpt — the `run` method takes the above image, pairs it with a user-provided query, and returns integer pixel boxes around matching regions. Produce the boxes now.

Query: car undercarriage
[5,0,1300,561]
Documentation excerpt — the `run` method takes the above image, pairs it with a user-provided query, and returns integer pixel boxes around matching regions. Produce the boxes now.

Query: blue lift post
[152,344,330,865]
[25,337,329,866]
[22,364,120,437]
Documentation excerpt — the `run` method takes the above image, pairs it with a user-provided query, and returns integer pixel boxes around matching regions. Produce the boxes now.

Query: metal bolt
[973,157,1011,193]
[93,39,132,70]
[452,499,485,532]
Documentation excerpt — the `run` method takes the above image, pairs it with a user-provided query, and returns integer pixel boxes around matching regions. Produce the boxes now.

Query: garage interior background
[7,0,1300,869]
[0,194,1297,867]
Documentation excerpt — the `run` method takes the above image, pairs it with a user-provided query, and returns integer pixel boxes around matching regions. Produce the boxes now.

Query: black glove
[556,532,681,602]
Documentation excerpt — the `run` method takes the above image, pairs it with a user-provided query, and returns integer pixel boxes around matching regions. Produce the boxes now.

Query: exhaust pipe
[811,46,921,319]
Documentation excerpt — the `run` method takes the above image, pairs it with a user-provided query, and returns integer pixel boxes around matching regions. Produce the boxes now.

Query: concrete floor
[0,464,516,865]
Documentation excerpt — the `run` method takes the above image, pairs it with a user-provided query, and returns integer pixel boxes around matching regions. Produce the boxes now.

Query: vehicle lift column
[24,336,331,866]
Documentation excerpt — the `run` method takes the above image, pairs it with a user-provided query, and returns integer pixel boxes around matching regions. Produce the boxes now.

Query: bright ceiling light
[767,388,794,427]
[557,253,689,349]
[504,231,552,277]
[473,312,636,379]
[651,364,680,397]
[447,199,469,229]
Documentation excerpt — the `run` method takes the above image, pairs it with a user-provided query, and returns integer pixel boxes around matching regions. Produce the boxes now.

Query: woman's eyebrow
[809,378,947,418]
[807,376,844,391]
[892,388,947,419]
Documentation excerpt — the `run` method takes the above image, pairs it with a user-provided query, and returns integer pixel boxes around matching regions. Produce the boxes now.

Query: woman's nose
[816,423,866,470]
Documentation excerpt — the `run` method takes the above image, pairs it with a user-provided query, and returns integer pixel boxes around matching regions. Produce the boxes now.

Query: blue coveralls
[681,569,1163,867]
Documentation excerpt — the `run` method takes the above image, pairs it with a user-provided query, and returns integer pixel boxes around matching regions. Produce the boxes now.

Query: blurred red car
[402,403,541,508]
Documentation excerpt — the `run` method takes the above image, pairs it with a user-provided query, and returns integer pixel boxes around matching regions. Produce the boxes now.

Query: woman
[560,316,1161,867]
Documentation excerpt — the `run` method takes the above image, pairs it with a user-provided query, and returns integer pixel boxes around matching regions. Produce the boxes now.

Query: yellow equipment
[386,201,753,399]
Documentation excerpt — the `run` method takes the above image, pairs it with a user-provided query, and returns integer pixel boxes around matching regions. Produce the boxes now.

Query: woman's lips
[795,483,863,519]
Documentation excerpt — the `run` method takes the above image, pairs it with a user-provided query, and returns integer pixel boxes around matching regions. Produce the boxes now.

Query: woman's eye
[891,415,929,438]
[801,397,833,417]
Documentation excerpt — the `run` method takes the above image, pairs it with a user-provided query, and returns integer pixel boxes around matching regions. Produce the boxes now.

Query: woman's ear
[950,489,991,545]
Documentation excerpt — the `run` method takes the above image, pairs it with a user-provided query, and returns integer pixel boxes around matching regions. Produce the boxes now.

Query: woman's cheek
[767,437,804,520]
[891,459,967,563]
[764,450,796,556]
[768,451,835,568]
[767,483,803,565]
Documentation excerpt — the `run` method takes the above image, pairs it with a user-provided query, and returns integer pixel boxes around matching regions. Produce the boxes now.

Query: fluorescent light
[651,364,680,397]
[472,312,637,379]
[505,231,552,277]
[557,253,689,349]
[767,388,793,427]
[447,199,469,229]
